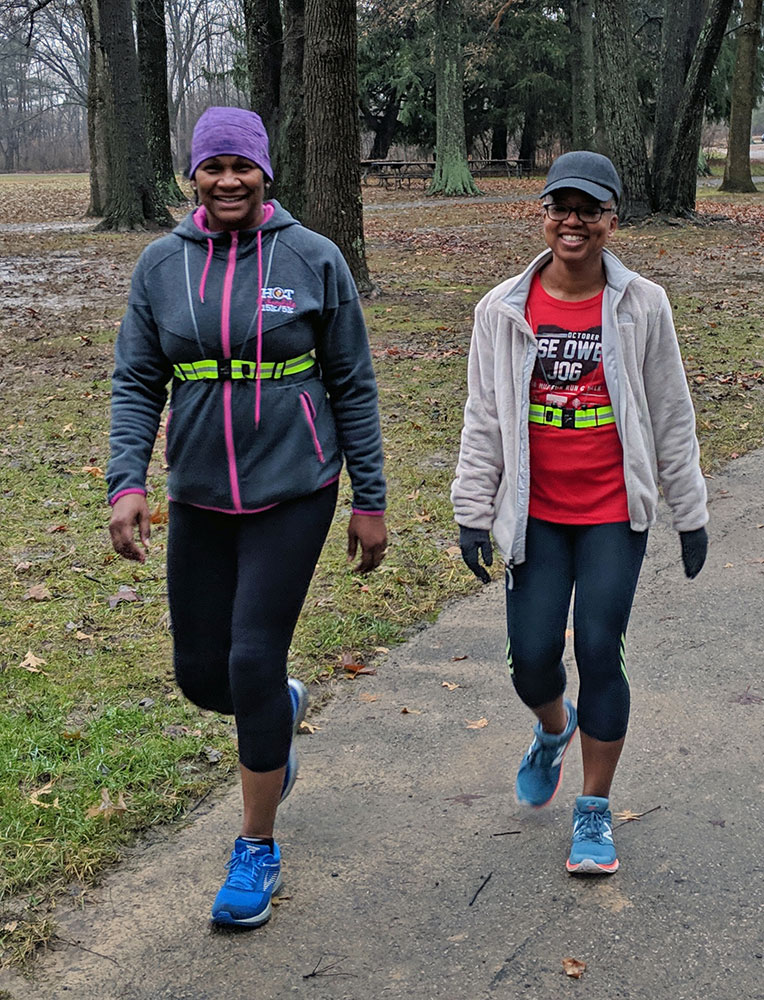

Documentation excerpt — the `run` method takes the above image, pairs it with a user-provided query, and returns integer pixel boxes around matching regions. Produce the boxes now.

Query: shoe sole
[566,857,619,875]
[211,875,284,927]
[280,679,309,803]
[514,725,578,809]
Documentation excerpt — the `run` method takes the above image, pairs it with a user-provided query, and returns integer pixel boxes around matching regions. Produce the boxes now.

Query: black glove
[459,526,493,584]
[679,527,708,579]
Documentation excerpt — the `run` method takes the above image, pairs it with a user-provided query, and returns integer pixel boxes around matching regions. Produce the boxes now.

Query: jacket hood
[172,199,300,247]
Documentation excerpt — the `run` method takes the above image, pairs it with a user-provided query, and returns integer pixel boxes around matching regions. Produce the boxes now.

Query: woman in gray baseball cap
[451,150,708,875]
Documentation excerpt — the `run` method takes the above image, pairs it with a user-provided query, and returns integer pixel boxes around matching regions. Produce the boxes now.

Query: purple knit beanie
[190,106,273,180]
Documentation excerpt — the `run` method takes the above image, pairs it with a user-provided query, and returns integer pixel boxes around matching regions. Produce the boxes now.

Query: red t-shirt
[525,272,629,524]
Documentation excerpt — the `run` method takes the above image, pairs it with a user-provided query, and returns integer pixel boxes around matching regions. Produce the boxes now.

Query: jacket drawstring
[198,238,213,302]
[255,229,263,427]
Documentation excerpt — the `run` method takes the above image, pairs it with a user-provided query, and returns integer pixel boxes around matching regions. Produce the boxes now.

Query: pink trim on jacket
[110,488,147,506]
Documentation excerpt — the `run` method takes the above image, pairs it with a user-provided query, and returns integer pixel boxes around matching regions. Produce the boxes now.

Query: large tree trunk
[652,0,735,215]
[135,0,185,206]
[95,0,173,230]
[428,0,479,196]
[82,0,109,216]
[594,0,652,220]
[490,121,507,160]
[303,0,373,292]
[271,0,305,217]
[369,92,403,159]
[569,0,596,148]
[653,0,706,176]
[518,101,538,171]
[242,0,282,135]
[720,0,763,192]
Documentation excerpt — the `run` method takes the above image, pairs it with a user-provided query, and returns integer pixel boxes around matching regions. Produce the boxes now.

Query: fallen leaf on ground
[452,654,468,661]
[359,692,379,703]
[446,545,461,558]
[18,650,47,673]
[374,646,389,654]
[562,957,586,979]
[298,721,320,734]
[47,524,68,534]
[2,921,18,933]
[107,585,139,608]
[86,788,127,822]
[24,584,51,601]
[400,706,422,714]
[150,503,169,524]
[442,681,460,691]
[81,465,104,477]
[271,894,292,906]
[204,747,223,763]
[614,809,642,823]
[341,651,376,676]
[14,561,32,572]
[75,631,94,641]
[29,780,59,809]
[466,717,488,729]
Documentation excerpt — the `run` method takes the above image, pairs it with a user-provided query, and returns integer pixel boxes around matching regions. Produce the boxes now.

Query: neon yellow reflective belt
[173,353,315,382]
[528,403,615,429]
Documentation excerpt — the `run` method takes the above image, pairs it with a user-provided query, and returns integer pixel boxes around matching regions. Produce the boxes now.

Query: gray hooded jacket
[107,202,385,513]
[451,247,708,566]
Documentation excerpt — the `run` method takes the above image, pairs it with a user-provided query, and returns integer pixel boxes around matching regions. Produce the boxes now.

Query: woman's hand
[109,494,151,563]
[347,513,387,574]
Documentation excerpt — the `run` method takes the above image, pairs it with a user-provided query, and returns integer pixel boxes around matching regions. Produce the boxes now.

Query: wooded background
[1,0,763,285]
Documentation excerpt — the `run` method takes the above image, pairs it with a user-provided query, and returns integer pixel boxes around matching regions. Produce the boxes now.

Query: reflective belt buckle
[217,359,232,380]
[544,405,557,425]
[233,360,256,380]
[561,409,575,429]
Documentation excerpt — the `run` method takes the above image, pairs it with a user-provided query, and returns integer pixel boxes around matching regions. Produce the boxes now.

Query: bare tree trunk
[570,0,596,148]
[135,0,185,206]
[369,93,403,159]
[653,0,706,175]
[518,100,538,171]
[271,0,305,217]
[95,0,173,230]
[82,0,109,215]
[594,0,652,220]
[303,0,373,292]
[428,0,479,196]
[242,0,282,134]
[720,0,763,192]
[490,121,507,160]
[653,0,735,215]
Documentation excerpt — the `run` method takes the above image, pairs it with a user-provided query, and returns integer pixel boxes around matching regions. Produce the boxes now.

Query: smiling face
[542,187,618,267]
[192,155,266,232]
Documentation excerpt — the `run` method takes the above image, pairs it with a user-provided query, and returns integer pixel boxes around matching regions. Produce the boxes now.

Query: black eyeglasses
[542,203,615,223]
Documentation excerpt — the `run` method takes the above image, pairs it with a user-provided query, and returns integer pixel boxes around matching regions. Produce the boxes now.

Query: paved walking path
[2,451,763,1000]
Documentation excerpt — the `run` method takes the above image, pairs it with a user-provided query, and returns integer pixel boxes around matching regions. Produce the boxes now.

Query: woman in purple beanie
[107,106,387,927]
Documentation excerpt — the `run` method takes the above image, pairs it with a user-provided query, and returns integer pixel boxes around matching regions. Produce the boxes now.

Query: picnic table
[360,158,530,188]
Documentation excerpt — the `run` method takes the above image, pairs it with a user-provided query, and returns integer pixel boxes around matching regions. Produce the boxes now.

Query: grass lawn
[0,172,763,966]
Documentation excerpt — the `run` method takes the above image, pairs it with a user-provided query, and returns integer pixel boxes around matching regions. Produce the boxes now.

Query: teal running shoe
[515,698,577,807]
[280,677,309,802]
[566,795,619,874]
[211,838,282,926]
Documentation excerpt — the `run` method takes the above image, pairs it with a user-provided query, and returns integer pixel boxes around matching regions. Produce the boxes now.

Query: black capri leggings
[166,483,337,771]
[505,517,647,742]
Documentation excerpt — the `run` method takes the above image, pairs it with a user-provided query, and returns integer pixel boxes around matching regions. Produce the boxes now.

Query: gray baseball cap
[540,150,622,204]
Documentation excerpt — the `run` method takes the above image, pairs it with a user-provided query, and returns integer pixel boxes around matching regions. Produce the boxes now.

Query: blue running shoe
[211,838,282,926]
[566,795,619,874]
[515,699,577,807]
[280,678,309,802]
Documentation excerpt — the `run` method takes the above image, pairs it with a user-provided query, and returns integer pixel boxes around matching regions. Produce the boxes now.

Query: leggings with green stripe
[505,518,647,742]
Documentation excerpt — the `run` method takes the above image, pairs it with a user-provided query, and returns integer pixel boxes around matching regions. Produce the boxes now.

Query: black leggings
[505,517,647,742]
[166,483,337,771]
